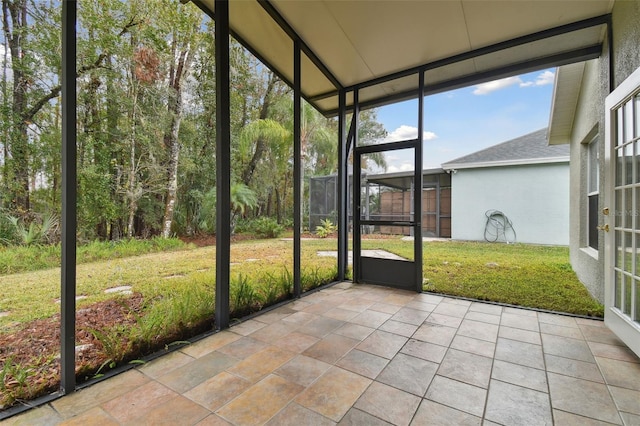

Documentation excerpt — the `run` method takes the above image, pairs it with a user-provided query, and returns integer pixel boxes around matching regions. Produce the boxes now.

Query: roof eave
[442,156,570,170]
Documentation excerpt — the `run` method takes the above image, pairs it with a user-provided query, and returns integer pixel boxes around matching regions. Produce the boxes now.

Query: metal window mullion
[353,89,361,283]
[337,89,347,281]
[414,72,424,292]
[293,41,301,297]
[60,0,77,395]
[215,0,231,330]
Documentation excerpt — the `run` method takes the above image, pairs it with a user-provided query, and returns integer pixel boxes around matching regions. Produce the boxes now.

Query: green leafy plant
[315,218,337,238]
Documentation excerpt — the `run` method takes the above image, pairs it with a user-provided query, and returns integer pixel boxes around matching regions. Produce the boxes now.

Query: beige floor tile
[59,407,118,426]
[182,331,242,358]
[494,337,544,369]
[552,409,615,425]
[412,323,457,347]
[608,385,640,415]
[545,354,604,383]
[432,302,469,318]
[425,312,463,328]
[542,334,595,362]
[336,349,389,379]
[540,322,584,339]
[485,380,552,425]
[538,312,578,328]
[139,350,195,379]
[391,307,430,325]
[438,348,493,389]
[354,381,421,426]
[415,293,444,304]
[216,375,304,426]
[272,331,319,353]
[349,310,392,329]
[52,370,149,418]
[216,337,269,359]
[227,346,295,383]
[275,355,332,387]
[589,341,640,363]
[296,316,345,338]
[281,310,317,325]
[377,353,438,396]
[229,319,267,336]
[449,335,496,358]
[580,323,627,346]
[3,404,63,426]
[500,312,540,332]
[123,395,210,426]
[184,371,251,411]
[157,351,238,393]
[404,300,437,313]
[378,319,418,337]
[338,299,374,313]
[322,307,359,321]
[457,319,499,343]
[443,297,472,307]
[356,329,408,359]
[382,293,416,306]
[101,381,177,423]
[254,307,296,324]
[248,321,298,343]
[295,367,371,422]
[411,399,481,426]
[464,311,501,325]
[265,402,335,426]
[621,412,640,425]
[468,302,502,316]
[368,302,403,314]
[491,359,548,392]
[334,323,375,341]
[303,333,359,364]
[596,356,640,391]
[503,307,537,317]
[425,375,486,417]
[498,325,541,345]
[338,408,392,425]
[548,372,622,424]
[196,414,233,425]
[401,338,448,363]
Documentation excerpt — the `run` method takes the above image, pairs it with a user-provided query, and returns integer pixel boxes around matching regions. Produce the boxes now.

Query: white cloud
[473,70,555,95]
[387,163,414,173]
[473,76,522,95]
[385,125,437,142]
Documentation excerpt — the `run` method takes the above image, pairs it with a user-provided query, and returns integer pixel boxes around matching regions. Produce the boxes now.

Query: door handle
[597,224,610,232]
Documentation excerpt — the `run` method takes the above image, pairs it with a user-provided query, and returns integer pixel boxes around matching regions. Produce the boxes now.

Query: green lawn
[0,238,603,328]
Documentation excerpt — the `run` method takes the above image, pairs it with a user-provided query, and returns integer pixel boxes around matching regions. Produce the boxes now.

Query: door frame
[604,65,640,357]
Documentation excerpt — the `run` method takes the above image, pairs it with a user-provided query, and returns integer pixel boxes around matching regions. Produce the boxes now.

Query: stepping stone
[104,285,132,294]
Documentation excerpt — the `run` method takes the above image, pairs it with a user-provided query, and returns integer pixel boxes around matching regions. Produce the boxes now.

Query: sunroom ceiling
[194,0,613,116]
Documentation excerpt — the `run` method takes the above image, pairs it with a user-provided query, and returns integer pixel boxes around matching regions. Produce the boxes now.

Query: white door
[604,65,640,357]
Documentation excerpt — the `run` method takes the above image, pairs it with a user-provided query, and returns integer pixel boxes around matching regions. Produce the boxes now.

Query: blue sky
[374,68,556,172]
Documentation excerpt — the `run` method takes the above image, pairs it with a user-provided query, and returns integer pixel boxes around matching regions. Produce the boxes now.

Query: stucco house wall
[451,163,569,245]
[557,0,640,303]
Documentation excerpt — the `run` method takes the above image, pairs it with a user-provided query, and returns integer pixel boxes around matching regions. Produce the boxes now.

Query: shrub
[315,218,337,238]
[238,217,284,238]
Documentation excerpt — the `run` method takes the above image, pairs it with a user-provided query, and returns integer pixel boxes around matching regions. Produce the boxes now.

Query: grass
[0,237,189,275]
[359,239,604,317]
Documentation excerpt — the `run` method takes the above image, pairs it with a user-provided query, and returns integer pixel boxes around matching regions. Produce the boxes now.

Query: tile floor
[4,282,640,425]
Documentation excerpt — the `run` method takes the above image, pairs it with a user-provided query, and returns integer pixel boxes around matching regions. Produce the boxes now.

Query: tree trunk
[161,46,191,238]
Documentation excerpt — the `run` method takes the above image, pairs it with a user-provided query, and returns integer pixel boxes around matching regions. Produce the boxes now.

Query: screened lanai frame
[52,0,615,404]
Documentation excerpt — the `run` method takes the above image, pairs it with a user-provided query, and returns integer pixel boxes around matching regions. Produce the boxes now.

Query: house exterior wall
[568,0,640,303]
[450,163,569,245]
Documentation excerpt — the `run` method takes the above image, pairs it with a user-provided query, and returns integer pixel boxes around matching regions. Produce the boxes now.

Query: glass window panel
[615,270,623,309]
[616,230,624,268]
[625,188,634,228]
[635,279,640,323]
[625,231,633,272]
[624,273,632,315]
[616,188,623,227]
[636,141,640,184]
[625,143,634,185]
[636,232,640,277]
[625,100,634,143]
[588,139,599,192]
[635,95,640,139]
[588,194,599,250]
[616,147,623,187]
[617,107,625,146]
